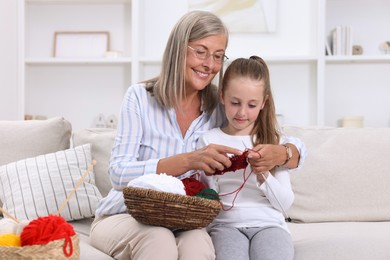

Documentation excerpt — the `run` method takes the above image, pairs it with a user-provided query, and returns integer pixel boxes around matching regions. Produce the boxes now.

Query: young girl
[197,56,295,260]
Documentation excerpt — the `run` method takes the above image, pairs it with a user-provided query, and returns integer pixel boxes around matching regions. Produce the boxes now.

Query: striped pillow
[0,144,102,221]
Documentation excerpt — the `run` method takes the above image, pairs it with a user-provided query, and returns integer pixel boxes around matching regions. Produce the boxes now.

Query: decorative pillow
[0,144,102,222]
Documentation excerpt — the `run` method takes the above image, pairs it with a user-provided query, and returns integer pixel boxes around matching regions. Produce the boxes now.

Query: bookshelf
[21,0,131,130]
[7,0,390,129]
[324,0,390,127]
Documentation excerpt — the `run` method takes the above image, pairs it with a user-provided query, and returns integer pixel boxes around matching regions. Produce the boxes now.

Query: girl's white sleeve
[256,168,294,212]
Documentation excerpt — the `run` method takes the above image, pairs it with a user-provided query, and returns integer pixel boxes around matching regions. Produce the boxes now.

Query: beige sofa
[1,117,389,260]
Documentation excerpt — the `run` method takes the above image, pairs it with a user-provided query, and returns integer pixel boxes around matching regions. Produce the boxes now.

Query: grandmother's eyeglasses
[187,45,228,63]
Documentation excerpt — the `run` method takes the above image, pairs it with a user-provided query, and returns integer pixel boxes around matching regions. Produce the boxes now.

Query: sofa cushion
[72,128,116,197]
[284,126,390,222]
[0,117,72,166]
[0,144,102,221]
[289,222,390,260]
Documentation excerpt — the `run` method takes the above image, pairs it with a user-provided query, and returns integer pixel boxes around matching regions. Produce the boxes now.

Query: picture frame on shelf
[53,31,110,58]
[188,0,278,33]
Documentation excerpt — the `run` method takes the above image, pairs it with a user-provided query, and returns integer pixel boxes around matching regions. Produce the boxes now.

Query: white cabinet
[13,0,390,130]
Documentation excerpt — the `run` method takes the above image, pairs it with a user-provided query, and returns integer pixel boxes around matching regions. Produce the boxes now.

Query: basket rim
[123,187,221,230]
[0,234,79,249]
[123,186,221,208]
[0,234,79,258]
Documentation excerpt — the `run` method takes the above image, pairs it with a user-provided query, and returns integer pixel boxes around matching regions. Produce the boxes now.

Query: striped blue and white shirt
[95,84,306,217]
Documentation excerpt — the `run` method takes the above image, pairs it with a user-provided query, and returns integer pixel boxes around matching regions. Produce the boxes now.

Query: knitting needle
[243,140,291,222]
[0,207,19,223]
[56,160,97,216]
[261,173,292,222]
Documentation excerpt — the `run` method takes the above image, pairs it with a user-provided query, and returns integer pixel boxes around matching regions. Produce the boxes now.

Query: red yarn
[218,166,253,211]
[182,177,206,196]
[21,215,76,257]
[214,150,249,175]
[213,149,259,211]
[184,150,259,210]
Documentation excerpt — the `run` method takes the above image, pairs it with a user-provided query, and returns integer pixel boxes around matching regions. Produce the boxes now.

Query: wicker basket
[123,187,221,230]
[0,235,79,260]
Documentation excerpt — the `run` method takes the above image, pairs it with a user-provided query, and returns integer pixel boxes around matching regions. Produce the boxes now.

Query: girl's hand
[189,144,242,176]
[247,144,286,173]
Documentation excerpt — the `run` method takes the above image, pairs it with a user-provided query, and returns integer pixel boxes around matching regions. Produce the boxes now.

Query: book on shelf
[325,40,332,56]
[331,25,353,56]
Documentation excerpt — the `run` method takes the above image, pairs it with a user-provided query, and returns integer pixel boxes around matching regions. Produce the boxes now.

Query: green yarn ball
[196,188,220,200]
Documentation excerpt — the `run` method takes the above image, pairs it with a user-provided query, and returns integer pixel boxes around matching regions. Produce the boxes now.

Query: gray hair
[145,10,229,113]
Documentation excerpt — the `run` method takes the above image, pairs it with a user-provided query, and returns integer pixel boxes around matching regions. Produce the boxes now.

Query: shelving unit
[13,0,390,130]
[324,0,390,127]
[20,0,132,130]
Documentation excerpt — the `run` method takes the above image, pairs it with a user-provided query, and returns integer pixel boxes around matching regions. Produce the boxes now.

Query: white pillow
[0,144,102,221]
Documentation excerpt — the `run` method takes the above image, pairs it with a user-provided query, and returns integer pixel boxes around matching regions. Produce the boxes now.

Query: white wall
[139,0,317,59]
[228,0,318,57]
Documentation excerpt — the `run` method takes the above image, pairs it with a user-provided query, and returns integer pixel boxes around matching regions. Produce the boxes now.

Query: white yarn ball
[15,220,30,235]
[0,218,18,235]
[128,173,186,195]
[0,218,30,235]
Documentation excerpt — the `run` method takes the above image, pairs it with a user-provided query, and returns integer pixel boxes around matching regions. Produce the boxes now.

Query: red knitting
[214,150,249,175]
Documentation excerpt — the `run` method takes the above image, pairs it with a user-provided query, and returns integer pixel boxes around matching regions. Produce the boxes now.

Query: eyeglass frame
[187,45,229,63]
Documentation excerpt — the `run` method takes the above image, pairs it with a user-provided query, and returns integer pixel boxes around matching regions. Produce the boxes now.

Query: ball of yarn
[21,215,75,246]
[21,215,76,257]
[0,218,18,235]
[196,188,220,200]
[0,233,21,247]
[128,173,186,195]
[0,218,30,236]
[182,177,206,196]
[15,220,30,236]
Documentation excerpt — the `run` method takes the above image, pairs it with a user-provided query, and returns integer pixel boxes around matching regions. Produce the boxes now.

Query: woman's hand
[157,144,242,177]
[189,144,243,175]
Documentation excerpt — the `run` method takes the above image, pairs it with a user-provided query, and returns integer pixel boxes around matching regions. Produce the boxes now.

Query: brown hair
[144,10,229,113]
[222,56,280,145]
